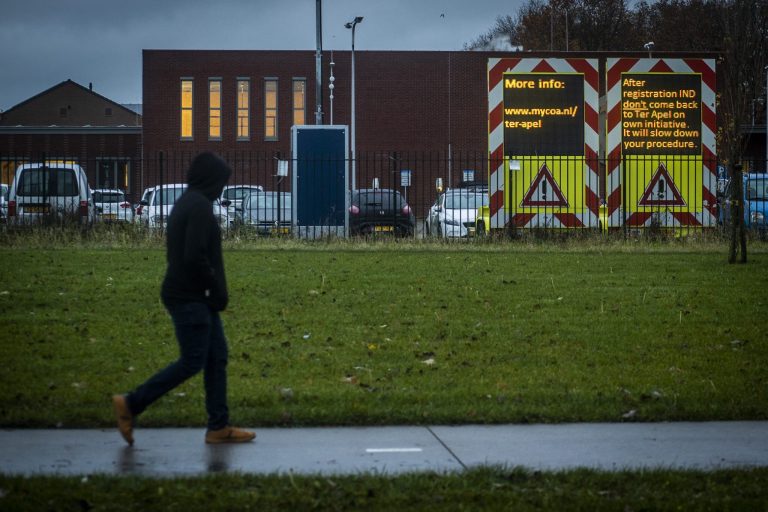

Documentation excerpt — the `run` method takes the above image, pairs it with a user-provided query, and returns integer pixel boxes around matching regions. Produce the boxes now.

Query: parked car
[238,191,292,235]
[720,172,768,233]
[136,183,230,230]
[349,188,414,237]
[426,188,488,238]
[135,184,187,229]
[0,183,8,222]
[6,162,96,226]
[221,184,263,226]
[93,188,133,223]
[221,185,264,210]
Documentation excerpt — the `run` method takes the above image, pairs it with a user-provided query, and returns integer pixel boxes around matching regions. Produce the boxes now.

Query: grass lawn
[2,467,767,511]
[0,236,765,428]
[0,233,766,510]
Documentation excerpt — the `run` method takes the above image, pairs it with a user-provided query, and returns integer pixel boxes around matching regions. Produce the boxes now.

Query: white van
[7,162,96,226]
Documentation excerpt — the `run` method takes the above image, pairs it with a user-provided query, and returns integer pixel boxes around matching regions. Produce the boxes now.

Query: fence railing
[1,151,766,239]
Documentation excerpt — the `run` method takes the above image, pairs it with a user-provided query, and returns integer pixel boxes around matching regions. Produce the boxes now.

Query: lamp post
[644,41,654,58]
[329,52,335,124]
[345,16,363,191]
[765,65,768,171]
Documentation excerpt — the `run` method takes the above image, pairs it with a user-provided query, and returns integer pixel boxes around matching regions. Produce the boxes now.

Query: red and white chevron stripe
[487,58,600,229]
[605,58,717,228]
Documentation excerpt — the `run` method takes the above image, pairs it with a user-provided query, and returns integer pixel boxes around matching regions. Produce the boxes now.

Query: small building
[0,79,142,199]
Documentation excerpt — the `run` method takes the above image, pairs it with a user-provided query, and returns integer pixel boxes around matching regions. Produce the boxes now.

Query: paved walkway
[1,422,767,477]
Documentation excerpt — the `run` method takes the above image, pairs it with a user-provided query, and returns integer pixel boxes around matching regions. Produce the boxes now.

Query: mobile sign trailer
[485,57,602,233]
[606,58,718,232]
[482,56,717,235]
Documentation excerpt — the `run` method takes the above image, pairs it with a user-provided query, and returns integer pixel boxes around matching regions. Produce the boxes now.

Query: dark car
[349,188,415,237]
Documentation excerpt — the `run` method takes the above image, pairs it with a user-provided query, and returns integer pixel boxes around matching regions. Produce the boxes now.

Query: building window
[180,79,193,140]
[59,107,67,118]
[264,78,278,141]
[105,107,113,117]
[237,79,250,140]
[96,159,131,193]
[209,78,222,140]
[293,79,306,126]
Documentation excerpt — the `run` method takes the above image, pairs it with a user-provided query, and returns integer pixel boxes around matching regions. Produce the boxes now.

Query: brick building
[143,49,487,154]
[142,49,492,201]
[0,79,142,198]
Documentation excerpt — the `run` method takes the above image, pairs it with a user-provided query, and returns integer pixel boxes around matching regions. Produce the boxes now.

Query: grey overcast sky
[0,0,522,111]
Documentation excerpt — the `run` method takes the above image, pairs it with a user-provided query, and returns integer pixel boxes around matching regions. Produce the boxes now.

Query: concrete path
[1,422,766,477]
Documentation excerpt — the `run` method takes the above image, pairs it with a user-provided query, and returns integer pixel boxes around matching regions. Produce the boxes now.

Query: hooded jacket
[161,152,232,311]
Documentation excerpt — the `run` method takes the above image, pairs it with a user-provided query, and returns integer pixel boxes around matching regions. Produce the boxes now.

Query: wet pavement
[1,421,766,477]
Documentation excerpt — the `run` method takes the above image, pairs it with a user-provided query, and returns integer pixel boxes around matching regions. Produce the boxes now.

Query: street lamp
[644,41,654,58]
[345,16,363,190]
[329,52,335,124]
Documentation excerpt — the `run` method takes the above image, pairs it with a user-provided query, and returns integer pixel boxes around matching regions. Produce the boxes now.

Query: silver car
[136,184,230,230]
[426,189,488,238]
[135,184,186,229]
[239,191,292,235]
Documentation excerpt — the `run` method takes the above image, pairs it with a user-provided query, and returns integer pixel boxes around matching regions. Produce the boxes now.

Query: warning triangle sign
[638,163,686,207]
[520,163,569,207]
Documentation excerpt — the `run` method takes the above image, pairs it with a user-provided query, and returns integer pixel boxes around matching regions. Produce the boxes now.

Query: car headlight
[151,215,165,225]
[444,218,461,226]
[751,211,765,223]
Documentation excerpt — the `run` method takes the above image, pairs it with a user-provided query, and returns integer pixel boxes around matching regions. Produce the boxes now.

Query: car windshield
[17,167,78,196]
[93,191,124,203]
[444,192,487,209]
[152,187,185,205]
[355,190,404,208]
[746,179,768,201]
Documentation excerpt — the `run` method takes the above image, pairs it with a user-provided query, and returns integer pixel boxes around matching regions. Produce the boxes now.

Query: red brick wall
[0,131,143,197]
[142,50,490,155]
[141,49,495,199]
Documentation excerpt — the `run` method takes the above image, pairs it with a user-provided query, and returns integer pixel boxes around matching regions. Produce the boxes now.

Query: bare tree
[716,0,768,263]
[465,14,522,50]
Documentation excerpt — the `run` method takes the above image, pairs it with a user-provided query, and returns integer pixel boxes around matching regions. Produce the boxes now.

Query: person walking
[113,152,255,446]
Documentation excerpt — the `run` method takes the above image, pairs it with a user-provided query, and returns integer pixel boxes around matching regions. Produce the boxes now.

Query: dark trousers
[126,302,229,430]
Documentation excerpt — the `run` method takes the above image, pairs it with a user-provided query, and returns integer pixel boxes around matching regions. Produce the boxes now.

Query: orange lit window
[293,79,306,126]
[265,79,278,140]
[237,79,250,140]
[209,79,222,140]
[180,79,193,140]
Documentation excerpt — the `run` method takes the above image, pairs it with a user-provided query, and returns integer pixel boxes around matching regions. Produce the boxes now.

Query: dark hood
[186,152,232,201]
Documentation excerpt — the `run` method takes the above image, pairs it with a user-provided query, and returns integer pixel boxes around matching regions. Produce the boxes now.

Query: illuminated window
[293,79,306,126]
[237,79,250,140]
[209,79,222,140]
[265,78,278,140]
[181,79,193,140]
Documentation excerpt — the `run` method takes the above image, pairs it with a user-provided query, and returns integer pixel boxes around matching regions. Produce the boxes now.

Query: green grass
[2,467,767,511]
[1,232,767,509]
[0,235,766,428]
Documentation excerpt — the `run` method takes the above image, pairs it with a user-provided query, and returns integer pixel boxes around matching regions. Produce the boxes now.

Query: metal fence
[1,151,766,239]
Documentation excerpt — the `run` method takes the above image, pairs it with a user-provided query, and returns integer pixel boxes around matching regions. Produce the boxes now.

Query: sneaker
[205,426,256,444]
[112,394,134,446]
